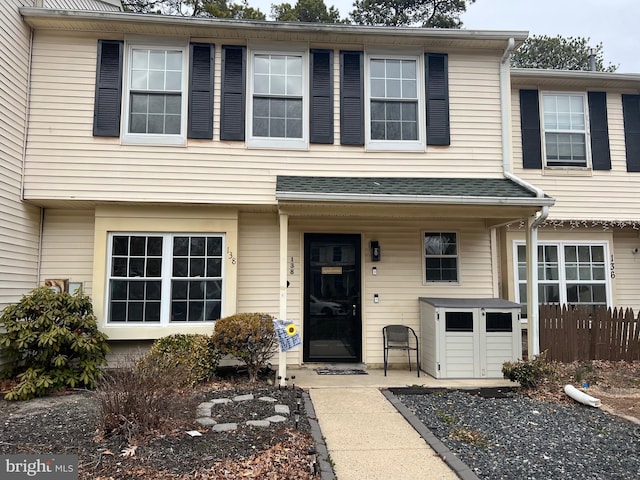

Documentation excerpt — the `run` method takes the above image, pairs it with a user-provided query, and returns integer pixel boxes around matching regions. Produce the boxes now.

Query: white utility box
[419,297,522,379]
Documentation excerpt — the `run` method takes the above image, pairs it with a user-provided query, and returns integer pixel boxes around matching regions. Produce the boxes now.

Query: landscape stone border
[195,393,292,431]
[194,389,335,479]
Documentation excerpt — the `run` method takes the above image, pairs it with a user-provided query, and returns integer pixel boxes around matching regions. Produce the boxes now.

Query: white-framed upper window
[122,41,188,146]
[423,232,459,283]
[366,52,424,151]
[107,233,224,324]
[248,49,308,149]
[515,241,610,318]
[541,93,589,168]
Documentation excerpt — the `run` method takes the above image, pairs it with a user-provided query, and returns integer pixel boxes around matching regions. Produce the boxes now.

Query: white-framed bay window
[248,47,308,149]
[541,92,589,168]
[122,39,188,145]
[514,241,610,318]
[107,233,224,324]
[366,51,424,151]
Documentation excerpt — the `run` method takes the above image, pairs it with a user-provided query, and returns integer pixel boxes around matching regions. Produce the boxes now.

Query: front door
[303,234,361,362]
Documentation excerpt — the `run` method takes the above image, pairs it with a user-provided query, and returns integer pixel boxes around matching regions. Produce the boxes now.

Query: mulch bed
[0,373,319,479]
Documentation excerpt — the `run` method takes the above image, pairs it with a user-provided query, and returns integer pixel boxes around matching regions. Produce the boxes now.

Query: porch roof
[276,176,554,207]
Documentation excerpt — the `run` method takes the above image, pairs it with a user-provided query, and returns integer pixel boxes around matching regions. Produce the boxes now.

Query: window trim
[422,231,460,284]
[540,91,591,169]
[121,39,189,146]
[247,47,309,150]
[365,51,425,152]
[513,240,612,319]
[106,232,225,326]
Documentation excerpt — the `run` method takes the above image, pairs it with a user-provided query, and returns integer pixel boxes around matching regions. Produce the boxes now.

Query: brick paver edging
[382,389,481,480]
[302,391,336,480]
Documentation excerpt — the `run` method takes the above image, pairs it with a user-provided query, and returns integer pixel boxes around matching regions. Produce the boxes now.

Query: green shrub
[502,351,557,389]
[137,333,221,387]
[212,313,277,383]
[0,286,110,400]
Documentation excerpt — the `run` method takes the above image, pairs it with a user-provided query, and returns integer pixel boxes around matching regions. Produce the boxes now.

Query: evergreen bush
[212,313,277,382]
[0,286,110,400]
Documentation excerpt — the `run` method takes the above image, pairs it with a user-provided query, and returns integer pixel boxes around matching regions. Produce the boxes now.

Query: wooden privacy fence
[539,305,640,362]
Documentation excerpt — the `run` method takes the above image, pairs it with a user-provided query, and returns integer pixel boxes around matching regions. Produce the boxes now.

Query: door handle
[352,304,357,316]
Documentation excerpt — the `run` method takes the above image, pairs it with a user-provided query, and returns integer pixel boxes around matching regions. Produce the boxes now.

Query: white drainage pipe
[564,384,602,408]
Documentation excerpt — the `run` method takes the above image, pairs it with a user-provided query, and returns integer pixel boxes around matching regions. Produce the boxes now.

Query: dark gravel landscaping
[395,389,640,480]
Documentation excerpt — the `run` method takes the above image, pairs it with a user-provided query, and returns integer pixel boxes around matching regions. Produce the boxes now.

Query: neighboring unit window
[542,93,588,167]
[124,44,187,145]
[367,54,423,151]
[250,51,306,148]
[424,232,458,282]
[108,234,223,324]
[516,243,608,318]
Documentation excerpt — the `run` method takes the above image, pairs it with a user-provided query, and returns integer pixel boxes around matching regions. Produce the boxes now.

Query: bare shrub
[96,356,195,442]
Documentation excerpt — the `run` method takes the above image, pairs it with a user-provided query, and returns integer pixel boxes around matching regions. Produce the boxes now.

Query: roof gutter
[19,7,528,42]
[276,191,554,207]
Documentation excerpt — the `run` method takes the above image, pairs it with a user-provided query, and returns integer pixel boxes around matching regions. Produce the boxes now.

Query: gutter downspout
[500,37,549,358]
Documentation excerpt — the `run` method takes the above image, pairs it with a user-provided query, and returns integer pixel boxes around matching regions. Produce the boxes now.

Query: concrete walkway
[310,387,458,480]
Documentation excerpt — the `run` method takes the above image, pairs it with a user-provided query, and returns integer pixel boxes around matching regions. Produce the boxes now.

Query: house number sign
[610,254,615,279]
[289,257,295,275]
[227,247,237,265]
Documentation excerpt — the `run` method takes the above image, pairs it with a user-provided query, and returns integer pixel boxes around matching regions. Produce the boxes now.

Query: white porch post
[526,216,540,357]
[278,212,289,385]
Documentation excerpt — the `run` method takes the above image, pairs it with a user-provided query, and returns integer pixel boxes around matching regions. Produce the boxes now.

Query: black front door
[303,234,361,362]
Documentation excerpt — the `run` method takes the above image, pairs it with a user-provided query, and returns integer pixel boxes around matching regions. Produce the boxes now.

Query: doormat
[315,368,368,375]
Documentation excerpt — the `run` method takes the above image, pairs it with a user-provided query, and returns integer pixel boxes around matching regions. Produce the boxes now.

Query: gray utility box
[419,298,522,379]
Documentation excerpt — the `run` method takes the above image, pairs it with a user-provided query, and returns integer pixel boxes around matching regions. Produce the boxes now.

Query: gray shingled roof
[276,176,551,204]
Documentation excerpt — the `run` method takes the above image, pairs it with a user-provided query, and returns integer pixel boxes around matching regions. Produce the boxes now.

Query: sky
[248,0,640,73]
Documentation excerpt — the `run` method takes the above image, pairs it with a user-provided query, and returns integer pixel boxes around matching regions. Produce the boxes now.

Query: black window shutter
[220,45,246,141]
[188,43,214,139]
[425,53,450,146]
[310,49,334,144]
[587,92,611,171]
[93,40,123,137]
[622,94,640,172]
[340,51,363,145]
[519,89,542,169]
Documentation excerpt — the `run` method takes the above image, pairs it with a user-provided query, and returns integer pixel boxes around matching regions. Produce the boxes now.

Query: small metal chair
[382,325,420,377]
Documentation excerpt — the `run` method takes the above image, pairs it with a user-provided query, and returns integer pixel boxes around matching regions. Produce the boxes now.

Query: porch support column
[278,212,289,386]
[526,216,540,357]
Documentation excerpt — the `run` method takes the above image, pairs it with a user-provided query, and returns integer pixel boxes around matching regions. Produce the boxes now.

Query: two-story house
[506,70,640,331]
[6,2,637,377]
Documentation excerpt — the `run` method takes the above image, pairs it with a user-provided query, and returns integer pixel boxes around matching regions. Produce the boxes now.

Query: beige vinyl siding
[285,217,494,366]
[237,212,280,313]
[0,0,41,310]
[511,90,640,221]
[24,34,507,205]
[612,230,640,312]
[39,208,95,294]
[43,0,122,10]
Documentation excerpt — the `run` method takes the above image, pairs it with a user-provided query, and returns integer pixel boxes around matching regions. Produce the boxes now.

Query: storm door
[303,234,362,362]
